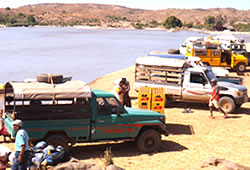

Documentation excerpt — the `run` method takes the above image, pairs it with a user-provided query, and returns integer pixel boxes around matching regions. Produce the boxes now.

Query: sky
[0,0,249,10]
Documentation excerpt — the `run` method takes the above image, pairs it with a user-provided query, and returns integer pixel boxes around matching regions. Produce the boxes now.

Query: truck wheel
[37,73,63,84]
[235,62,246,73]
[136,129,162,153]
[219,96,235,114]
[45,135,69,152]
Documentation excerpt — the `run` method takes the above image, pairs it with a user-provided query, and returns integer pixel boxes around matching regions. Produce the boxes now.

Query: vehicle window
[97,97,122,115]
[190,73,207,84]
[212,50,220,56]
[194,50,208,56]
[205,70,217,83]
[7,98,91,120]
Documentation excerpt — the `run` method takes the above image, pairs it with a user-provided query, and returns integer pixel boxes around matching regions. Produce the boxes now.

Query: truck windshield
[205,70,218,82]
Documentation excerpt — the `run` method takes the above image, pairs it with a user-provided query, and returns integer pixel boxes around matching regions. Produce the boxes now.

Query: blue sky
[0,0,249,10]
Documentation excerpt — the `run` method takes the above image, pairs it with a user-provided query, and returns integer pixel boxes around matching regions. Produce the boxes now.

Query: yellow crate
[138,101,151,110]
[151,102,165,114]
[151,87,165,103]
[138,87,151,109]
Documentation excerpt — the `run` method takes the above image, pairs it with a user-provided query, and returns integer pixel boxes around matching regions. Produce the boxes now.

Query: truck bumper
[235,95,248,104]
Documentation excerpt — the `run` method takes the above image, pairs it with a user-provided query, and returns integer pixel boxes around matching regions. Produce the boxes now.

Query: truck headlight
[236,91,244,96]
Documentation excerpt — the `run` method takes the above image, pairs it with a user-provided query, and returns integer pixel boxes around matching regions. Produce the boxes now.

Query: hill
[0,3,250,29]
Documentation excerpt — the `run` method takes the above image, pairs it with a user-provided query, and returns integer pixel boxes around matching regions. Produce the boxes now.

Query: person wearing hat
[209,79,228,119]
[11,119,30,170]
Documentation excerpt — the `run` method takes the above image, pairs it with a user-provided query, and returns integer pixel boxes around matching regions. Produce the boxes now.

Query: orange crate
[138,101,151,110]
[151,102,165,114]
[138,87,151,109]
[151,87,165,103]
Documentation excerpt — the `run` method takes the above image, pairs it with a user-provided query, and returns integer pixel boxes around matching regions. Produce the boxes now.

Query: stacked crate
[138,87,151,110]
[151,87,165,114]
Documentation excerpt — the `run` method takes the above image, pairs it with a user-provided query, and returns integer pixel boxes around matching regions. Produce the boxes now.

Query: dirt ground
[1,66,250,170]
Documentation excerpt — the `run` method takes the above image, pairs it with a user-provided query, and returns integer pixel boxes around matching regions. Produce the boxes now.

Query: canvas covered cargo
[4,80,92,121]
[5,80,91,100]
[136,56,188,68]
[148,51,186,59]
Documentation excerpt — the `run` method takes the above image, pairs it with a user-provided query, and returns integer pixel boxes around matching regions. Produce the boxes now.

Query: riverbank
[74,25,250,35]
[1,65,250,170]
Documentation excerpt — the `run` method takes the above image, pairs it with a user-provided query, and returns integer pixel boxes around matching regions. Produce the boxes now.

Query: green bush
[133,22,145,29]
[234,23,250,32]
[183,22,193,28]
[0,13,37,26]
[163,16,182,29]
[192,24,205,29]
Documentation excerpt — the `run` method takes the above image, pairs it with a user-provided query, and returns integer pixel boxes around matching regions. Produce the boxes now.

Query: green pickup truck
[2,80,168,153]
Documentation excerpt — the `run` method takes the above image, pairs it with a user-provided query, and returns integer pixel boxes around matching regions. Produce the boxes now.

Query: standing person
[119,78,131,107]
[11,119,30,170]
[116,84,124,105]
[0,110,9,142]
[209,79,228,119]
[0,145,12,170]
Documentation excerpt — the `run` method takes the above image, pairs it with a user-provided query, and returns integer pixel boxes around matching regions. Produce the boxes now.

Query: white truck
[134,56,248,114]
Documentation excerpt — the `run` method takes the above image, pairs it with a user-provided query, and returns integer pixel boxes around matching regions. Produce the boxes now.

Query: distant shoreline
[1,24,250,35]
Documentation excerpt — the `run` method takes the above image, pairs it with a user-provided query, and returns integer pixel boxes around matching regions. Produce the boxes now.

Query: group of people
[0,119,30,170]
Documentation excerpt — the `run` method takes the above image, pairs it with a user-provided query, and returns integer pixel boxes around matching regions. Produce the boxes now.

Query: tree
[163,16,182,29]
[26,15,37,25]
[204,16,215,30]
[204,16,215,25]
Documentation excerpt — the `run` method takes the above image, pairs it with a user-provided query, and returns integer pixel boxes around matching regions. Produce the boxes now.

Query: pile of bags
[29,141,69,169]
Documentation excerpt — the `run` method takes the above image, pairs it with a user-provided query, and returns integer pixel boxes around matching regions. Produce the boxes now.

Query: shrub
[234,23,250,32]
[163,16,182,29]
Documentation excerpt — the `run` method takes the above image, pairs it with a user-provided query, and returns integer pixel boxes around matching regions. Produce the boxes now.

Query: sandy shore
[89,65,250,170]
[1,45,250,169]
[1,66,250,169]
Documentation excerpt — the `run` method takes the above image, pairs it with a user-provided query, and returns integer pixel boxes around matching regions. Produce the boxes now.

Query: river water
[0,27,249,84]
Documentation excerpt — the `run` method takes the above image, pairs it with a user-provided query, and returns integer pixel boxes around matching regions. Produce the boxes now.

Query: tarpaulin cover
[6,80,91,100]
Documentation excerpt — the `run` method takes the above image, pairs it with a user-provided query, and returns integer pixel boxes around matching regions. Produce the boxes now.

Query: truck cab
[179,66,248,113]
[3,80,168,153]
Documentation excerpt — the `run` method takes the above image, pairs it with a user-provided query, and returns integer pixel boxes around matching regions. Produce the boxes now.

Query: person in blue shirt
[11,119,30,170]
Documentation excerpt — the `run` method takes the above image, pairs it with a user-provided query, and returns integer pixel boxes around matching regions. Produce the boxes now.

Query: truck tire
[136,129,162,153]
[37,74,63,84]
[168,49,180,54]
[235,62,246,73]
[45,135,69,152]
[219,96,235,114]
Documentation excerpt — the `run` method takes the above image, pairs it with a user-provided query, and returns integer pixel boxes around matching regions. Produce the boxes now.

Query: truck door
[91,97,129,140]
[182,71,212,102]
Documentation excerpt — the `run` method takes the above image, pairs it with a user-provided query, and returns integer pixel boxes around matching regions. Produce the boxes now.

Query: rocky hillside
[0,3,250,28]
